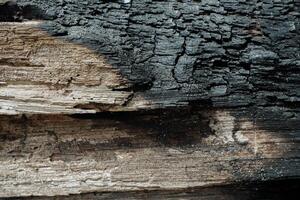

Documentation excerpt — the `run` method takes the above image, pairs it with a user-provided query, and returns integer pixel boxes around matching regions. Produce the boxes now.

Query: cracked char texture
[7,0,300,108]
[0,1,300,197]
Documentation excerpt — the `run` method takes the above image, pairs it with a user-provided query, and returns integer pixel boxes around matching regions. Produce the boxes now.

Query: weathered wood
[0,107,299,197]
[0,0,299,198]
[0,0,299,114]
[0,21,134,114]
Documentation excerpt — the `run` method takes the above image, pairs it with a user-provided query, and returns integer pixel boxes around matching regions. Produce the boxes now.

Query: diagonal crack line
[172,36,187,83]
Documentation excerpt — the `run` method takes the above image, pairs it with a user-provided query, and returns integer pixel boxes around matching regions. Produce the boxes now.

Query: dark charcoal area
[0,1,47,21]
[4,0,299,108]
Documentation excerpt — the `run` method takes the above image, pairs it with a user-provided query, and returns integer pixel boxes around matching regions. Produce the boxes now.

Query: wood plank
[0,107,299,197]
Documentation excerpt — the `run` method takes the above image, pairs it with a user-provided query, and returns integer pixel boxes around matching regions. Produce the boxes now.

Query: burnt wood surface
[0,0,299,198]
[0,0,299,112]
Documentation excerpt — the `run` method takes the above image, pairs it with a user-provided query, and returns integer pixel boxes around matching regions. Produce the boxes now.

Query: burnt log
[0,0,299,198]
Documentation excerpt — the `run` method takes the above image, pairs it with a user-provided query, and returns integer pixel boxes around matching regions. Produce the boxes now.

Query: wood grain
[0,22,134,114]
[0,108,299,197]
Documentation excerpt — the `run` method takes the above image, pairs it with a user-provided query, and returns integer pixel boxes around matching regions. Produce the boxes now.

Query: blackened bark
[10,0,300,108]
[0,0,299,198]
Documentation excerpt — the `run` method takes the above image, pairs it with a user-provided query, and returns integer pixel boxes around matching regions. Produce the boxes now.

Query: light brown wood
[0,21,136,114]
[0,107,299,197]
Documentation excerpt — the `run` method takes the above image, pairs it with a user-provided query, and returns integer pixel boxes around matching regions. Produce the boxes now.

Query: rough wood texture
[0,21,134,114]
[0,0,299,198]
[0,0,299,114]
[0,107,299,197]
